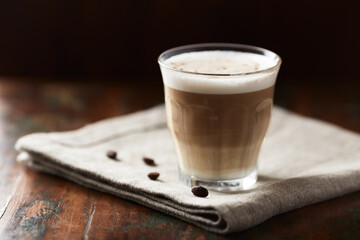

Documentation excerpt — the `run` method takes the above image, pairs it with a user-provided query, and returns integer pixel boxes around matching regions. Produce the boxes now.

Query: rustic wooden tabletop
[0,77,359,239]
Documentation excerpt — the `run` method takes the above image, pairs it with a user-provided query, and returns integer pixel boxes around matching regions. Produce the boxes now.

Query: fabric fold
[16,104,360,234]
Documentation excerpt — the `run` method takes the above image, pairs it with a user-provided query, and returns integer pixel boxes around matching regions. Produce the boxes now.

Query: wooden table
[0,77,359,239]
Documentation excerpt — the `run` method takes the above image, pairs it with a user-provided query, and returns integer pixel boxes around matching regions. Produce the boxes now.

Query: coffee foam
[161,51,279,94]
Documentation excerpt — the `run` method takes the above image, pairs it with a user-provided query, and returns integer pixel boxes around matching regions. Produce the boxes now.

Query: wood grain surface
[0,77,359,240]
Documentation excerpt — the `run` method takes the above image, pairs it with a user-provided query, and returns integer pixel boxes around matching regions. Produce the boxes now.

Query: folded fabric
[15,105,360,234]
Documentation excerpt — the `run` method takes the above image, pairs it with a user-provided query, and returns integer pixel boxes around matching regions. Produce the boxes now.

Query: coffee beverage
[165,85,274,180]
[158,44,281,189]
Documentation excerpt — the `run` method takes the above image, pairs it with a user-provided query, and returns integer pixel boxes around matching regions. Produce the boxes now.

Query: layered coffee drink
[158,44,281,190]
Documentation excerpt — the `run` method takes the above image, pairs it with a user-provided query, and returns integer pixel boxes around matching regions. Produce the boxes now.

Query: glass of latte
[158,43,281,191]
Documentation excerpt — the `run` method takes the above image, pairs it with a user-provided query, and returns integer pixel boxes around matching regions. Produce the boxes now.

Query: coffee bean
[106,150,117,160]
[143,157,155,166]
[148,172,160,180]
[191,186,208,198]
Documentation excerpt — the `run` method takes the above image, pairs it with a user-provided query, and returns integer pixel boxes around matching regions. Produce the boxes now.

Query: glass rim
[158,43,282,77]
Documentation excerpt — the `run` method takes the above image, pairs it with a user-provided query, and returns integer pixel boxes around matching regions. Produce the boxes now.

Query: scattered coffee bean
[143,157,155,166]
[191,186,208,198]
[106,150,117,160]
[148,172,160,180]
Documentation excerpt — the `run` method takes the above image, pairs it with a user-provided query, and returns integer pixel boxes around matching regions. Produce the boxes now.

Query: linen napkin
[15,104,360,234]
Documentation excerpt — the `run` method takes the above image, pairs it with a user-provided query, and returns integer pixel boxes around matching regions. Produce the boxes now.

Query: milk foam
[161,50,280,94]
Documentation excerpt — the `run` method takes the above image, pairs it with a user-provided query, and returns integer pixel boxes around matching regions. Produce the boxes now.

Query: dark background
[0,0,359,83]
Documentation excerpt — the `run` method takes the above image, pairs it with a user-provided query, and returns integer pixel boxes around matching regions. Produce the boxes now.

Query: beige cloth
[15,105,360,234]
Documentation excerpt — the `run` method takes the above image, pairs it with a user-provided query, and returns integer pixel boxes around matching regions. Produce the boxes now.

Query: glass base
[180,169,257,192]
